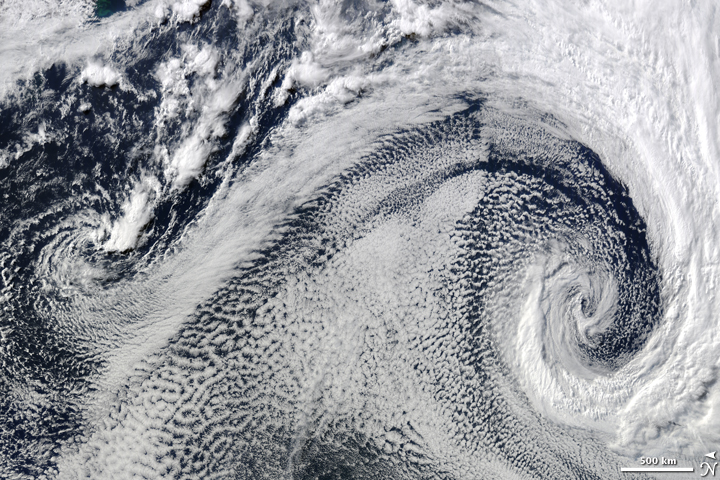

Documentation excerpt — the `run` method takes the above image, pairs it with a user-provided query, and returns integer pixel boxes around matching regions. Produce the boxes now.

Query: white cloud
[80,62,120,88]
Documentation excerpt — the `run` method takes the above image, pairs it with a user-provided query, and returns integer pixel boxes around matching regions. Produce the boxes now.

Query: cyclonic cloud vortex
[0,1,718,479]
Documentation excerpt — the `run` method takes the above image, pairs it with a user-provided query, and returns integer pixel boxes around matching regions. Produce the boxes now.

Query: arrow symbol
[706,451,716,459]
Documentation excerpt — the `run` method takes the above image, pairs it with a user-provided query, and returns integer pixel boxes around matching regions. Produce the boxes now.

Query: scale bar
[621,467,694,473]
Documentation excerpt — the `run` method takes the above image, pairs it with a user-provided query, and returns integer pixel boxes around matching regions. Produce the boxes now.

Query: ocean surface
[0,1,719,478]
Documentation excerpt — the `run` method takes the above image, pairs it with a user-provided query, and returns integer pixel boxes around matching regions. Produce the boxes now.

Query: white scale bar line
[621,467,694,472]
